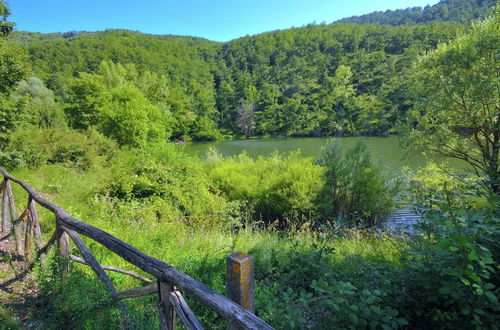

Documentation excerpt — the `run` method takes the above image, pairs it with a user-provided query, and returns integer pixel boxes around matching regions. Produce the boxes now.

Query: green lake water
[184,136,463,173]
[185,136,468,230]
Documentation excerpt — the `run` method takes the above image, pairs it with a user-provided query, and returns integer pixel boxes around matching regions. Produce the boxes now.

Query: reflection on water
[185,136,468,233]
[184,136,464,173]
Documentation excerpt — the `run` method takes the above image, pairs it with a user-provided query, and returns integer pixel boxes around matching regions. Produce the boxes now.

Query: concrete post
[226,252,255,329]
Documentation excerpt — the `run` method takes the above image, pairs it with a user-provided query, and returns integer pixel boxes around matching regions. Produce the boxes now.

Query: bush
[4,127,117,169]
[206,150,324,225]
[11,77,66,128]
[316,140,400,227]
[98,85,171,147]
[398,165,500,328]
[101,143,237,229]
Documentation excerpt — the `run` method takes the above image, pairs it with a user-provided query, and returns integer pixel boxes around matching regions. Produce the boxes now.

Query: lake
[184,136,461,173]
[185,136,469,232]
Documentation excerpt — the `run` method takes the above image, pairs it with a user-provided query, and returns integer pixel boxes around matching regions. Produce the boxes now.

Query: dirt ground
[0,232,44,329]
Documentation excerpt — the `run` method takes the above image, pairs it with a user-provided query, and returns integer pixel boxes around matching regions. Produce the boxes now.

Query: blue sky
[10,0,440,42]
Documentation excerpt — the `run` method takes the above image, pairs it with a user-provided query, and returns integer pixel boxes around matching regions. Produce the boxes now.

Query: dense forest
[0,0,498,329]
[338,0,497,25]
[4,15,471,141]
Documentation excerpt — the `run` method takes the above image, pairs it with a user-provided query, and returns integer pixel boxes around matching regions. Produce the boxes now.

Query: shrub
[316,140,399,227]
[206,150,324,225]
[11,77,66,128]
[101,143,237,229]
[399,166,500,328]
[3,127,117,169]
[98,85,171,147]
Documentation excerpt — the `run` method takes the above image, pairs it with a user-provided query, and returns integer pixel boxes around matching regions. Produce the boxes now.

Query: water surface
[185,136,461,172]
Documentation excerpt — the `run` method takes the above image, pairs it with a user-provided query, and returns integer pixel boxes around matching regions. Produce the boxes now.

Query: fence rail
[0,167,273,330]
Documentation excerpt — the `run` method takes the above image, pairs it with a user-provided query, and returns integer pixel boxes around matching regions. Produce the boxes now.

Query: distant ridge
[337,0,496,25]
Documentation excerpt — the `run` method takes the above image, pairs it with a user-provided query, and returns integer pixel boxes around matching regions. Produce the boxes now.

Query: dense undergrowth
[2,137,498,329]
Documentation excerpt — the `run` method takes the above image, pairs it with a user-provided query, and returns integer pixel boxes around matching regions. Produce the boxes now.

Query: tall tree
[405,12,499,193]
[0,0,14,36]
[235,103,256,139]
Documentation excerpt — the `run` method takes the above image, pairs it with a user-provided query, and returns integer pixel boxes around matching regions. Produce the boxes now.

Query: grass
[3,163,411,329]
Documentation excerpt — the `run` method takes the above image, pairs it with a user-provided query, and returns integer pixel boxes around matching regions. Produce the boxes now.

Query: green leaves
[207,151,324,224]
[316,140,400,227]
[405,14,500,194]
[98,84,169,147]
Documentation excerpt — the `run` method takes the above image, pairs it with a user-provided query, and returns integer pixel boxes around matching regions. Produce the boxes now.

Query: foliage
[217,22,464,137]
[64,72,108,130]
[0,1,28,94]
[267,279,408,329]
[36,253,124,330]
[0,2,498,328]
[405,162,479,213]
[5,149,499,329]
[316,140,400,227]
[405,13,500,193]
[400,165,500,328]
[0,42,29,95]
[338,0,497,25]
[0,93,21,145]
[206,150,324,225]
[11,20,467,139]
[1,127,116,170]
[98,84,170,147]
[0,0,13,36]
[11,77,66,128]
[101,143,236,229]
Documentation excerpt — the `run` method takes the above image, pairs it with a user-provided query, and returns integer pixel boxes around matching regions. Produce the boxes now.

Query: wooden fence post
[226,252,255,330]
[1,179,11,234]
[158,280,176,330]
[56,219,70,279]
[4,178,26,258]
[24,208,34,261]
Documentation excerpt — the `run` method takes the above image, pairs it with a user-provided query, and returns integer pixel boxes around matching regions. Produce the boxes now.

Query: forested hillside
[9,22,467,140]
[217,22,463,136]
[338,0,496,25]
[3,0,494,142]
[1,0,498,328]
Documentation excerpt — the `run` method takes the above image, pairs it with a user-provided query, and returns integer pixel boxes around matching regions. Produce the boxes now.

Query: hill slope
[337,0,496,25]
[7,0,494,140]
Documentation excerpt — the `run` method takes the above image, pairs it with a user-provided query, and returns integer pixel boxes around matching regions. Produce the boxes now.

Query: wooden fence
[0,167,274,330]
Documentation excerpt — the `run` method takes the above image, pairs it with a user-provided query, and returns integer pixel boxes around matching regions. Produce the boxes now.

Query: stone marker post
[226,252,255,329]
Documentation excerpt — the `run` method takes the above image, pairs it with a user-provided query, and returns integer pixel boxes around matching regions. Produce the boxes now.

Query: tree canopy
[338,0,497,25]
[2,0,494,143]
[405,11,499,193]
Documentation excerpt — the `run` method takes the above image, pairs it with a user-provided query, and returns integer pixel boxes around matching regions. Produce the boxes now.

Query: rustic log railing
[0,167,273,330]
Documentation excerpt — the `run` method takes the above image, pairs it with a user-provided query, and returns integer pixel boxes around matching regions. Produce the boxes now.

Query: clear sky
[10,0,440,42]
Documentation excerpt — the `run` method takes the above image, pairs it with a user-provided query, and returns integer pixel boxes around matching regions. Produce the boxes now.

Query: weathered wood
[69,254,152,283]
[24,209,34,261]
[6,179,25,258]
[60,216,272,329]
[0,169,68,217]
[114,283,158,301]
[15,208,29,222]
[226,252,255,313]
[56,221,70,278]
[63,227,117,294]
[1,179,11,234]
[227,252,256,330]
[28,197,44,250]
[0,168,274,330]
[169,291,203,330]
[158,280,176,330]
[42,230,57,255]
[63,227,135,329]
